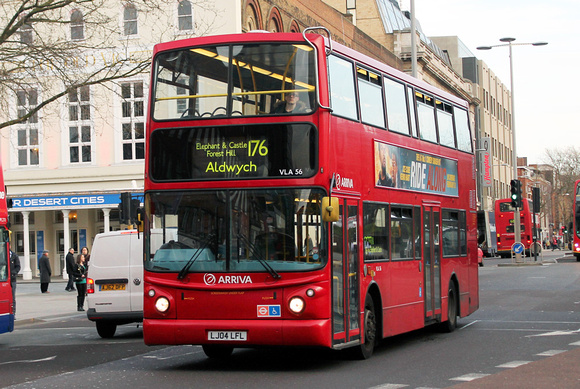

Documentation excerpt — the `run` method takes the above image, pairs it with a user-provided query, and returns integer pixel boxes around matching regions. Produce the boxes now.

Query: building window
[98,209,120,222]
[15,231,36,256]
[70,9,84,40]
[123,4,138,36]
[57,230,79,254]
[11,212,35,225]
[15,89,40,166]
[178,0,193,31]
[19,21,33,44]
[68,85,92,163]
[121,81,145,160]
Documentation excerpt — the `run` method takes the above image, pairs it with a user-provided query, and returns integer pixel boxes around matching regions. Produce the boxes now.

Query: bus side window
[328,55,358,120]
[385,77,410,135]
[454,108,473,152]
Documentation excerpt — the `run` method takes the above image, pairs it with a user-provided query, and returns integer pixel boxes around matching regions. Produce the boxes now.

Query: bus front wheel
[350,294,377,360]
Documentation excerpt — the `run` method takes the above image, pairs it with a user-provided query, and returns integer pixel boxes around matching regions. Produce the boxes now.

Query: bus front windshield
[153,43,317,120]
[145,188,326,275]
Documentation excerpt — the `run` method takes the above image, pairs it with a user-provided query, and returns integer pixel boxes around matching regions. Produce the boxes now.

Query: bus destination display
[150,123,317,181]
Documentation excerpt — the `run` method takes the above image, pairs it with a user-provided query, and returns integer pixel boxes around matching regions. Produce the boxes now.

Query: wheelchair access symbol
[257,305,281,318]
[512,242,524,255]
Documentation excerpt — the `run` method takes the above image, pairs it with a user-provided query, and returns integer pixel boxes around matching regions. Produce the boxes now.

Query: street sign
[512,242,524,254]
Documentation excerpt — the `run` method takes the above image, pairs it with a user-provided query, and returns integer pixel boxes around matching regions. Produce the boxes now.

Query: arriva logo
[203,273,253,285]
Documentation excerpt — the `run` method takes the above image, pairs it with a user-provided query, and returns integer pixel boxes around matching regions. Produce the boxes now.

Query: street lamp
[477,37,547,261]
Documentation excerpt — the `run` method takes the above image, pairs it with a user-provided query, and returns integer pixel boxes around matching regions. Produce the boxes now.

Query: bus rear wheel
[440,283,458,333]
[202,345,234,359]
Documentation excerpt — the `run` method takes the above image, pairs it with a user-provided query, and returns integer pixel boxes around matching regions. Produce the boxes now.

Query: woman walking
[73,254,87,311]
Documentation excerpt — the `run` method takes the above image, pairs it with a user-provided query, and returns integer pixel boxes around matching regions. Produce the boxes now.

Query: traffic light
[510,179,522,208]
[118,192,132,224]
[130,198,141,223]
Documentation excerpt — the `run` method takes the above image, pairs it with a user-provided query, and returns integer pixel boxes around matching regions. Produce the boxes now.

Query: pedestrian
[73,254,87,311]
[9,250,21,315]
[81,246,90,269]
[65,248,76,292]
[38,250,52,293]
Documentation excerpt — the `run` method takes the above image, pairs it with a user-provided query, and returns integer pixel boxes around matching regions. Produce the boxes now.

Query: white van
[87,229,174,338]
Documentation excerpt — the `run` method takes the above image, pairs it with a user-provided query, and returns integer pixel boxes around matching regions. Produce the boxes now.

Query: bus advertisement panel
[142,30,478,359]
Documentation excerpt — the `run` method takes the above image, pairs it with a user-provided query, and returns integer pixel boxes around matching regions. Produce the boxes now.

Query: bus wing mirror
[136,207,145,233]
[322,197,339,222]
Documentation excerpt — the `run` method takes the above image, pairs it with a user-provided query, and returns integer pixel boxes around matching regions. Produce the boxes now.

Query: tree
[543,146,580,195]
[0,0,218,130]
[543,146,580,234]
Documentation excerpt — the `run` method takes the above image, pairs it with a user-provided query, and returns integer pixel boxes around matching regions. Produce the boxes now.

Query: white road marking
[527,329,580,337]
[536,349,567,356]
[459,320,479,330]
[496,360,531,368]
[0,356,57,365]
[449,373,490,382]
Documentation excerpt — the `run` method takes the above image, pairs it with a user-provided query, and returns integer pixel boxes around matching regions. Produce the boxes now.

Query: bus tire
[351,294,377,360]
[96,321,117,338]
[441,283,458,333]
[202,345,234,359]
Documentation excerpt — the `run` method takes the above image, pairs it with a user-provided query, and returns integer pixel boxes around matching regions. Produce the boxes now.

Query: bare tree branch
[0,0,217,130]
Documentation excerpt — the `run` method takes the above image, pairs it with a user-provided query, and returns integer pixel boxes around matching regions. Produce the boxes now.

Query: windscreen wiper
[237,234,281,280]
[177,234,215,280]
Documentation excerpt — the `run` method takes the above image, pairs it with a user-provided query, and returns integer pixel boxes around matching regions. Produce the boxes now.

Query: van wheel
[96,321,117,338]
[202,345,234,358]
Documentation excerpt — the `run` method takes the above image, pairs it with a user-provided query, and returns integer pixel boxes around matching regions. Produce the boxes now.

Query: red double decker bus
[0,161,13,335]
[494,198,536,257]
[573,180,580,260]
[142,29,479,358]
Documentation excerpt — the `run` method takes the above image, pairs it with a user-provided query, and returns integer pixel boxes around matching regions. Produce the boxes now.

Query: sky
[399,0,580,165]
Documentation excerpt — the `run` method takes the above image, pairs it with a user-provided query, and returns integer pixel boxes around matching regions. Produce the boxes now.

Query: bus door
[331,199,361,347]
[423,205,441,322]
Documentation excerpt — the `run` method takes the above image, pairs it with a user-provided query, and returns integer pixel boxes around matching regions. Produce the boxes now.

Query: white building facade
[1,0,240,280]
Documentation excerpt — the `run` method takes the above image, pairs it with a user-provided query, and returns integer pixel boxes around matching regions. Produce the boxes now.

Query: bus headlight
[289,296,305,314]
[155,297,170,313]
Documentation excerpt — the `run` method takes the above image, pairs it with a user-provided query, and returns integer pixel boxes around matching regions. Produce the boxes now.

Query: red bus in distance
[573,179,580,260]
[0,161,13,335]
[494,198,537,257]
[142,29,479,359]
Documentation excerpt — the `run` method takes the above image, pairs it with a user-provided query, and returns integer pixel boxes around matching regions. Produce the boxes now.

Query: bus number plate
[99,284,126,291]
[208,331,247,341]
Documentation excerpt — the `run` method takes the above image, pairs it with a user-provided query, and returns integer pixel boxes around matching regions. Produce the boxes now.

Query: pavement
[13,278,86,324]
[9,255,580,388]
